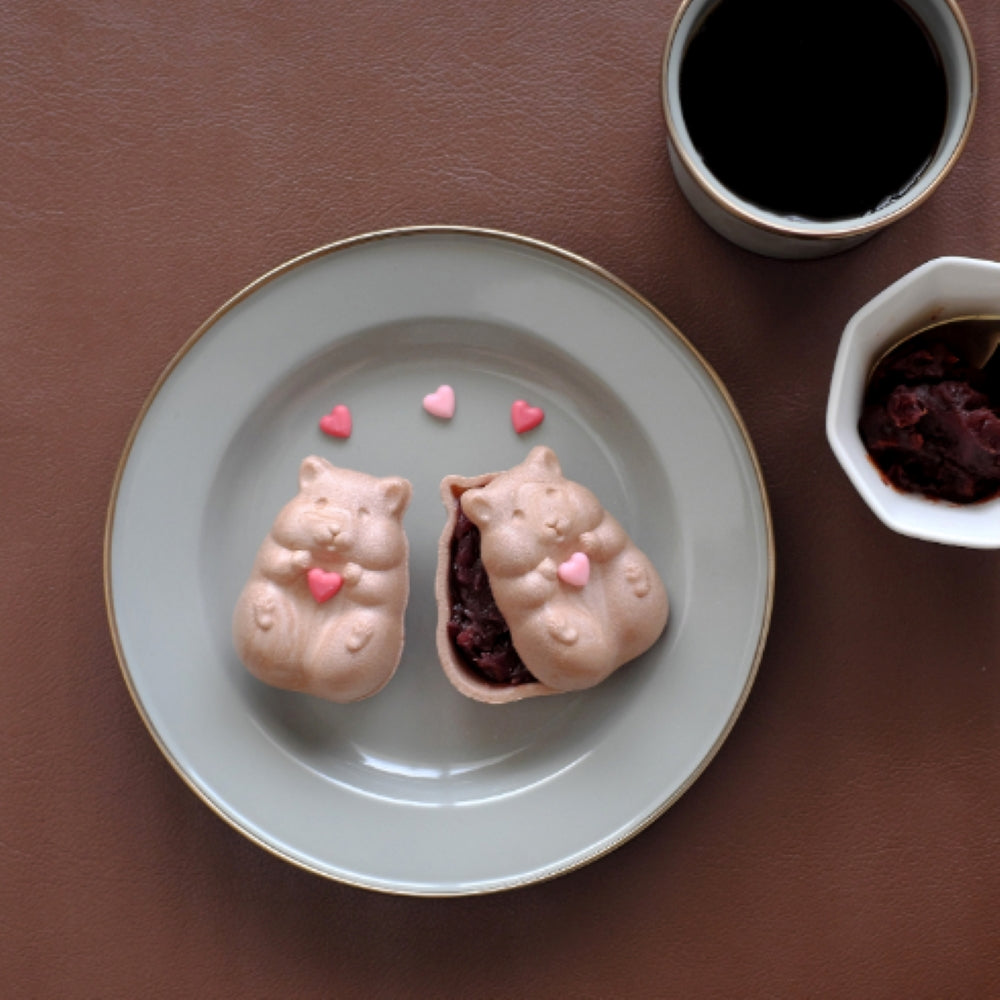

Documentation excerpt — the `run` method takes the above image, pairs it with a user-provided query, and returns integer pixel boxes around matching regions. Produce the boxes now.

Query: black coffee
[679,0,948,221]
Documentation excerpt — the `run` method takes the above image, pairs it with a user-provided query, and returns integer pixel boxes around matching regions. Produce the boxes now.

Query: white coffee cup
[661,0,977,259]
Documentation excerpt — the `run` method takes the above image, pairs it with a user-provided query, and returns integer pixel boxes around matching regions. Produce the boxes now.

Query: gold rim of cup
[660,0,979,258]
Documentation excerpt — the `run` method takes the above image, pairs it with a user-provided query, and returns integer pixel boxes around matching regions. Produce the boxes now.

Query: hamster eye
[545,487,557,497]
[513,508,525,519]
[314,497,329,508]
[358,506,371,518]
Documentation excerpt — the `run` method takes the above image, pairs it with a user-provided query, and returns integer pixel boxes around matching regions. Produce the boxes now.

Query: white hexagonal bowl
[826,256,1000,547]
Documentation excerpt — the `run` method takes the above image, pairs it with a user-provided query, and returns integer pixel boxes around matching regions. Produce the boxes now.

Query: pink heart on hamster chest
[319,405,352,439]
[307,568,344,603]
[511,399,545,434]
[557,552,590,587]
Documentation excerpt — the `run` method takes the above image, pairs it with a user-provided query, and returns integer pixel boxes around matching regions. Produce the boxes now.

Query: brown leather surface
[4,2,1000,996]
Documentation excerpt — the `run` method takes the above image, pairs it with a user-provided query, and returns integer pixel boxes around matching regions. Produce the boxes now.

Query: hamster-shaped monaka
[437,446,668,703]
[233,456,412,703]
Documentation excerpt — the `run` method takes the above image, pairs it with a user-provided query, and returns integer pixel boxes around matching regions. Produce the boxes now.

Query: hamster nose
[546,516,569,537]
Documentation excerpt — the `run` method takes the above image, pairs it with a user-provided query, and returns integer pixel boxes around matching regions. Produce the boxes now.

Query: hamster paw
[537,557,559,581]
[252,596,277,631]
[545,614,579,646]
[345,619,375,654]
[624,561,651,598]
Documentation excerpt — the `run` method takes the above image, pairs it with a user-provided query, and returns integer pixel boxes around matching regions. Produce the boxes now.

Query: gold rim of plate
[103,225,776,896]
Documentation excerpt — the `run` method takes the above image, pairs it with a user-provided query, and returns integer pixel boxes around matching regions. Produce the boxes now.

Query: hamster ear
[299,456,330,488]
[461,489,493,527]
[379,477,412,516]
[527,446,562,479]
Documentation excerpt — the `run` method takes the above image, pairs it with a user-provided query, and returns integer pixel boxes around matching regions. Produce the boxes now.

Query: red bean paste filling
[448,505,537,686]
[859,337,1000,503]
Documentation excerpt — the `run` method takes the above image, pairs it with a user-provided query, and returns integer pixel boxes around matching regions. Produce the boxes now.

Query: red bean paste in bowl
[447,508,537,686]
[859,337,1000,503]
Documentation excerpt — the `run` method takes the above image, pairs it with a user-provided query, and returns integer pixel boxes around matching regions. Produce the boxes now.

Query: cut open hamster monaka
[436,446,669,703]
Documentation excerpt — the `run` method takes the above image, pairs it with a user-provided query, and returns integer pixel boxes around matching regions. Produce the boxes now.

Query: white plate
[105,227,773,895]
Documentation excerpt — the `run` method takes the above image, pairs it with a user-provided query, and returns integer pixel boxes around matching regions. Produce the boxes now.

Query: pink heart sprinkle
[319,405,352,439]
[511,399,545,434]
[557,552,590,588]
[422,384,456,420]
[307,568,344,603]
